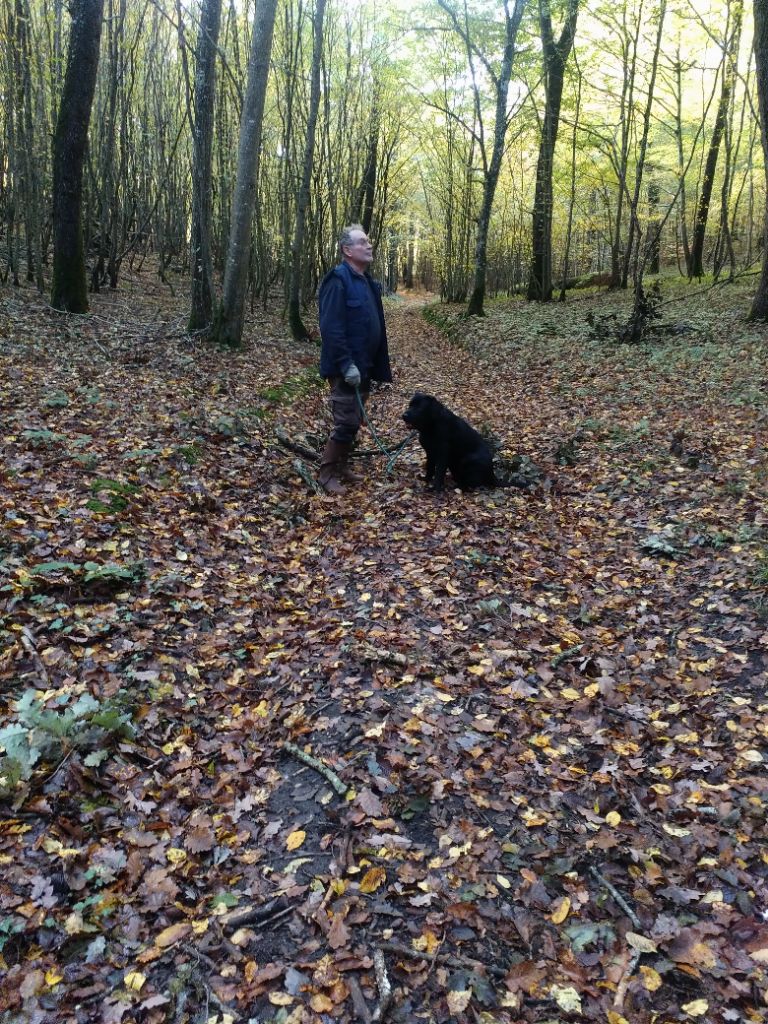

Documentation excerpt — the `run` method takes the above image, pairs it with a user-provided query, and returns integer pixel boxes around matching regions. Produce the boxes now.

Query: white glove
[344,363,362,387]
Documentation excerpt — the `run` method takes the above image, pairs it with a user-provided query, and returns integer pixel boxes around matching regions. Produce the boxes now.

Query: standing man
[317,224,392,494]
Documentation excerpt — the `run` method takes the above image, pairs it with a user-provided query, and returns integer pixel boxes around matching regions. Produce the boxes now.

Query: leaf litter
[0,275,767,1023]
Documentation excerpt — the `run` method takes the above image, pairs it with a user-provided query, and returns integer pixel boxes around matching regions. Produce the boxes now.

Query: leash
[354,385,416,474]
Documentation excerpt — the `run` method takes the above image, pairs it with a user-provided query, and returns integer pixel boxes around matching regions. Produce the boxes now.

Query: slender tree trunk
[214,0,279,347]
[456,0,527,317]
[528,0,578,302]
[689,0,742,278]
[51,0,105,313]
[749,0,768,319]
[620,0,664,288]
[558,51,582,300]
[288,0,326,340]
[674,51,692,273]
[189,0,222,332]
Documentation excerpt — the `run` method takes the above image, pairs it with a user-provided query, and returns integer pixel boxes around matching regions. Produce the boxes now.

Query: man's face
[344,231,373,266]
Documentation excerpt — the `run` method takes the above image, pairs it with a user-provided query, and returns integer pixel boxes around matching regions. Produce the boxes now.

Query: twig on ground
[614,950,642,1010]
[19,627,51,686]
[275,428,320,463]
[376,940,507,979]
[222,897,285,930]
[348,974,372,1023]
[589,866,641,928]
[283,741,349,796]
[371,948,393,1023]
[293,458,323,493]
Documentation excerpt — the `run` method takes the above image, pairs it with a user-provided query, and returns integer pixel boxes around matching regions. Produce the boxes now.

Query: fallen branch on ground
[283,741,349,796]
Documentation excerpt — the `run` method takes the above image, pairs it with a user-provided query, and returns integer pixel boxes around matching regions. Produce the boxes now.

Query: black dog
[402,392,497,491]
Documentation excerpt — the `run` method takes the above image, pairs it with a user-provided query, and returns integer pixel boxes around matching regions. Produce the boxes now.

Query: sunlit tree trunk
[689,0,742,279]
[527,0,578,302]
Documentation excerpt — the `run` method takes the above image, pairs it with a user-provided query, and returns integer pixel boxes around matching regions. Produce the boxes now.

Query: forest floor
[1,270,767,1024]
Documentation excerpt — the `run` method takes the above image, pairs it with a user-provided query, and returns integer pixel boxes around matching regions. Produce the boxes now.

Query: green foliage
[87,476,141,515]
[43,389,70,408]
[23,559,146,593]
[258,368,324,407]
[0,688,136,793]
[22,428,67,448]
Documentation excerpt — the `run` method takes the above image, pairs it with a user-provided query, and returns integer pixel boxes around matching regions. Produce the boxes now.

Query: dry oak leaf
[360,867,386,894]
[551,896,571,924]
[681,999,708,1017]
[447,990,472,1014]
[625,932,658,953]
[356,788,384,817]
[286,830,306,851]
[154,922,192,948]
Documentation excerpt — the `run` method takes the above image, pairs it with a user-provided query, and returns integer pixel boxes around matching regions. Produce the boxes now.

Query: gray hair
[339,223,365,254]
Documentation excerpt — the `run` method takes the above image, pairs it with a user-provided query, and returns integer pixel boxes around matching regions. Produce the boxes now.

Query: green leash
[354,386,416,474]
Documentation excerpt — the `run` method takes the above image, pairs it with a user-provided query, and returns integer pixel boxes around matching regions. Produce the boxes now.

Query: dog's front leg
[424,451,436,482]
[430,452,448,490]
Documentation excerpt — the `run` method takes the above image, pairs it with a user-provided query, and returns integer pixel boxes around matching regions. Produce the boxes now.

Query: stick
[614,950,641,1010]
[348,975,372,1024]
[371,948,392,1023]
[376,941,507,980]
[589,867,641,929]
[292,459,323,494]
[19,627,51,686]
[275,429,320,463]
[283,741,348,796]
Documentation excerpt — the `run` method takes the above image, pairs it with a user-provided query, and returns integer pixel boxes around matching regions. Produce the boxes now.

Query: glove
[343,363,362,387]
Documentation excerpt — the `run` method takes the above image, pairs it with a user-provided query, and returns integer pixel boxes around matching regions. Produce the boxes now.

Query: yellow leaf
[154,922,192,948]
[45,969,63,988]
[605,811,621,827]
[496,874,512,889]
[412,930,440,954]
[550,985,581,1014]
[269,992,294,1006]
[468,665,485,676]
[309,993,334,1012]
[700,889,723,904]
[166,848,187,865]
[551,896,571,924]
[561,688,581,701]
[640,966,662,991]
[681,999,709,1017]
[739,749,763,764]
[191,918,209,935]
[360,867,386,894]
[447,990,472,1014]
[625,932,658,953]
[584,683,600,698]
[607,1013,629,1024]
[286,830,306,851]
[124,971,146,992]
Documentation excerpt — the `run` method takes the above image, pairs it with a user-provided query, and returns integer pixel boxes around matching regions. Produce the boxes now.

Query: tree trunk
[620,0,665,288]
[749,0,768,319]
[527,0,578,302]
[51,0,106,313]
[288,0,326,341]
[464,0,527,316]
[214,0,279,347]
[689,0,742,279]
[188,0,222,332]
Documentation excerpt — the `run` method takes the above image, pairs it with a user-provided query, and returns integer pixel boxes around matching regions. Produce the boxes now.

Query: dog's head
[402,392,441,429]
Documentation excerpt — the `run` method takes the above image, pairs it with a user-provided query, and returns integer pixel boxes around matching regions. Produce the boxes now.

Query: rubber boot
[340,445,362,484]
[318,439,349,494]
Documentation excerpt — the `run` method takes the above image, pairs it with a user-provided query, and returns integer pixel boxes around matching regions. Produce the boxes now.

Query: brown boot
[339,447,362,484]
[318,439,349,494]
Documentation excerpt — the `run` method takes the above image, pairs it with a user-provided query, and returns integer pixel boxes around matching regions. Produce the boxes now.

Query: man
[317,224,392,493]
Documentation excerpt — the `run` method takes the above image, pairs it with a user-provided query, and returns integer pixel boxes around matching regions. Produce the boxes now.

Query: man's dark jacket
[318,261,392,383]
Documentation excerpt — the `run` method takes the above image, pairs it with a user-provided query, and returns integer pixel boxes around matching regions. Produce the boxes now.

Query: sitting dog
[402,392,497,491]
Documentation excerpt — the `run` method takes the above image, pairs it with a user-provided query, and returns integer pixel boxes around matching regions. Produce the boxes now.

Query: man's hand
[344,363,362,387]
